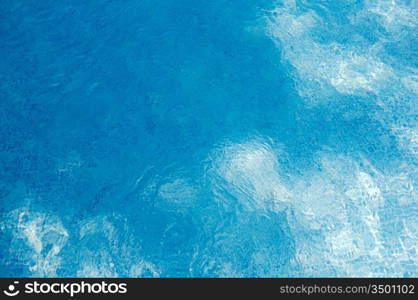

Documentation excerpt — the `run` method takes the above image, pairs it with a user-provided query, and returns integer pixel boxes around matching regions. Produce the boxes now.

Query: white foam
[368,0,418,34]
[267,4,400,98]
[267,0,417,105]
[288,153,417,276]
[392,126,418,156]
[129,261,160,277]
[212,139,291,212]
[7,209,69,277]
[209,138,417,275]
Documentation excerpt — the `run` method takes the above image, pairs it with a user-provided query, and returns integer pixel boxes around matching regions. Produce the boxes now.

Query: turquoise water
[0,0,417,277]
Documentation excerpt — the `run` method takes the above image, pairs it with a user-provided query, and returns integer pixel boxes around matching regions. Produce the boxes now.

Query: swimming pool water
[0,0,417,277]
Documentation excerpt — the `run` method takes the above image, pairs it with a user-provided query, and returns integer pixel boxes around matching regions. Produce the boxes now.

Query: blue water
[0,0,417,277]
